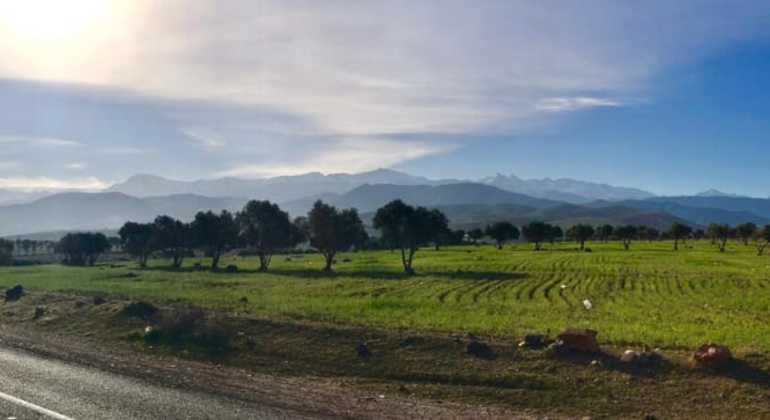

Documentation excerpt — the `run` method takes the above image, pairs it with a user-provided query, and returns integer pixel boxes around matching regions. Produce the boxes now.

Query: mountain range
[1,169,768,237]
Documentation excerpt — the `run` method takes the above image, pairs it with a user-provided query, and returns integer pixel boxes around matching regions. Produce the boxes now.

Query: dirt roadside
[0,291,549,420]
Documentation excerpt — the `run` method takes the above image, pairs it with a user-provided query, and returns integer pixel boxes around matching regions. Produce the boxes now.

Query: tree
[307,200,368,272]
[754,225,770,256]
[237,200,298,272]
[707,223,731,252]
[0,239,13,266]
[597,224,614,242]
[640,226,659,242]
[467,228,484,245]
[373,200,446,274]
[668,222,692,251]
[566,224,595,251]
[119,222,155,268]
[522,221,552,251]
[548,225,564,244]
[153,215,191,268]
[57,233,110,266]
[426,209,451,250]
[736,222,757,246]
[485,222,520,250]
[615,225,638,251]
[191,210,239,270]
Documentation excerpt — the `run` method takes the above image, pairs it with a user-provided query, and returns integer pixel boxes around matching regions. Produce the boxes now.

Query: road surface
[0,345,322,419]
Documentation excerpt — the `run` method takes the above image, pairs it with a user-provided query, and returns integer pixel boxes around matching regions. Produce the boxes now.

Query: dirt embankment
[2,290,770,419]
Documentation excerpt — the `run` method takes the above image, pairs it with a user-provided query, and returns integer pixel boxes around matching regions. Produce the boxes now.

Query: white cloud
[0,176,107,191]
[535,97,621,112]
[65,162,87,170]
[182,127,226,149]
[218,137,457,178]
[0,136,82,147]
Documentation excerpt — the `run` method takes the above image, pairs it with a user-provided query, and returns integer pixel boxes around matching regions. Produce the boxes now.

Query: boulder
[693,343,732,367]
[4,285,24,302]
[93,296,107,305]
[557,329,600,353]
[466,340,495,359]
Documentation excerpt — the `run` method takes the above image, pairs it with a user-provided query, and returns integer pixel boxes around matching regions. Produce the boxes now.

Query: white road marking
[0,390,74,420]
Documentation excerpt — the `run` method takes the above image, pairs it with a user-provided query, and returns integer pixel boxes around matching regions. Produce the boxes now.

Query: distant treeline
[2,200,769,272]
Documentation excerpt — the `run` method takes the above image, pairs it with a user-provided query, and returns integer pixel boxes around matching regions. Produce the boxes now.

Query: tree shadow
[707,359,770,387]
[555,350,674,378]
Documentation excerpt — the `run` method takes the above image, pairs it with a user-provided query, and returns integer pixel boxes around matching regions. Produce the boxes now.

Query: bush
[143,307,231,355]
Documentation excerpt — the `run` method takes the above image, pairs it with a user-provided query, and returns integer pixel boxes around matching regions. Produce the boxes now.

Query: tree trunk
[497,243,503,250]
[211,252,221,270]
[323,252,335,272]
[258,252,271,272]
[579,240,585,251]
[624,241,630,251]
[674,239,679,251]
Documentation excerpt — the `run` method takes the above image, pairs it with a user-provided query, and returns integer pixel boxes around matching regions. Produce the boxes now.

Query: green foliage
[484,221,519,249]
[190,210,238,269]
[119,222,155,267]
[237,200,298,271]
[668,222,693,250]
[373,200,447,274]
[521,221,553,250]
[307,200,368,271]
[614,225,638,250]
[56,232,111,266]
[153,215,191,268]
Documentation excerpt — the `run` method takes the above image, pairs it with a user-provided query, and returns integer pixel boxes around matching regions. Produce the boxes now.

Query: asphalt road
[0,345,322,420]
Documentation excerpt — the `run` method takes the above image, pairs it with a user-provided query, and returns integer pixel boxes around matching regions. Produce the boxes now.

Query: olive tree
[307,200,368,272]
[373,200,447,274]
[485,221,520,250]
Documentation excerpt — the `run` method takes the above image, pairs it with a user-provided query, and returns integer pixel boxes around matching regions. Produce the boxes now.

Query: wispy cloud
[0,136,83,147]
[535,97,621,112]
[65,162,87,170]
[0,161,21,170]
[0,176,107,191]
[218,137,458,178]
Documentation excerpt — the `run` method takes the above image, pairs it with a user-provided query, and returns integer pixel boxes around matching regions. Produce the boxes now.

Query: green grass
[3,240,770,351]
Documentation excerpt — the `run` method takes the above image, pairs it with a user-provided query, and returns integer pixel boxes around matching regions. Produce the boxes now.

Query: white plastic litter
[582,299,593,310]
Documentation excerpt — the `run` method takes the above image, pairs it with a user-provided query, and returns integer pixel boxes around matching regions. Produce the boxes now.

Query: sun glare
[0,0,112,41]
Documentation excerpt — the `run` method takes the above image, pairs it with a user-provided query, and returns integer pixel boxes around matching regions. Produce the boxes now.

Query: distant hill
[599,198,770,226]
[643,196,770,220]
[107,169,659,205]
[480,173,655,203]
[108,169,460,202]
[282,183,560,217]
[0,192,247,236]
[695,189,746,198]
[357,202,684,231]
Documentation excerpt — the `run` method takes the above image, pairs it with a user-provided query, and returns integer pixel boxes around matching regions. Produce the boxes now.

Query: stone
[557,329,600,353]
[693,343,732,367]
[33,306,46,320]
[4,285,24,302]
[93,296,107,305]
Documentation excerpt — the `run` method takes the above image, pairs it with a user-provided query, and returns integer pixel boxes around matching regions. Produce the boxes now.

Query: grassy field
[3,240,770,351]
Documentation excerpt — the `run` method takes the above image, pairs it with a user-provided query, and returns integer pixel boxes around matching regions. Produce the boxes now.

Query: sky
[1,0,770,196]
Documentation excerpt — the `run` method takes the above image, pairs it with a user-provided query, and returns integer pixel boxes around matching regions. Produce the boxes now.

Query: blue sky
[1,1,770,196]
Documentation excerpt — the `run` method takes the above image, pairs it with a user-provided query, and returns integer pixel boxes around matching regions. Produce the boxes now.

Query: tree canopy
[191,210,239,270]
[237,200,299,272]
[522,221,553,251]
[57,232,110,266]
[307,200,368,271]
[373,200,447,274]
[485,221,520,250]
